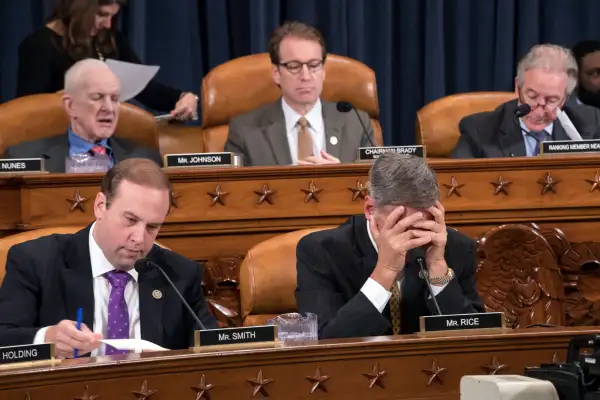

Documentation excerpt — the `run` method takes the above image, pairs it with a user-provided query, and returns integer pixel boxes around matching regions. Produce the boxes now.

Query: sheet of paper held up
[100,339,168,351]
[105,59,159,102]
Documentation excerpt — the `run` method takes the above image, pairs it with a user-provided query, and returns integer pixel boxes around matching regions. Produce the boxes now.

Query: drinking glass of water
[266,312,318,342]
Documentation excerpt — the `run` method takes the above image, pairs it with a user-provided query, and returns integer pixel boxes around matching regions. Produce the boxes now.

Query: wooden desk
[0,327,596,400]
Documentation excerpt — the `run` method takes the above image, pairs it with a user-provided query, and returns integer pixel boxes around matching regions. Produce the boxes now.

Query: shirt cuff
[33,327,49,344]
[429,283,448,298]
[360,278,392,313]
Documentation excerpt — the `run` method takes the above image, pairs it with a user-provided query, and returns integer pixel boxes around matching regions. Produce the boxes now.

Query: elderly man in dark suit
[296,154,483,339]
[225,21,374,167]
[452,44,600,158]
[0,158,217,358]
[3,59,162,172]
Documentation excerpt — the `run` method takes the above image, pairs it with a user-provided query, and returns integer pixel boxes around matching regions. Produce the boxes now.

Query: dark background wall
[2,0,600,145]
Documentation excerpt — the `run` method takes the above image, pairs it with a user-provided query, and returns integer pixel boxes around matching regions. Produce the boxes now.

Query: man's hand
[170,92,198,121]
[369,206,433,290]
[45,320,103,359]
[411,201,448,277]
[297,150,340,165]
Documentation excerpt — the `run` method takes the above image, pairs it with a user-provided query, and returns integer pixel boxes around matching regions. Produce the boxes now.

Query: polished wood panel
[0,327,594,399]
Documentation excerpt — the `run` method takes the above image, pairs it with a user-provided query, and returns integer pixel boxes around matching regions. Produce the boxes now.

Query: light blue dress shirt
[67,127,114,167]
[519,119,553,157]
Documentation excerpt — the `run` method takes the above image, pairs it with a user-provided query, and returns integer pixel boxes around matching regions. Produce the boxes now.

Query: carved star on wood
[301,180,323,203]
[74,386,99,400]
[363,362,387,389]
[537,172,561,195]
[348,180,369,201]
[490,176,512,195]
[586,170,600,192]
[207,184,229,206]
[24,393,31,400]
[254,184,276,205]
[483,356,509,375]
[443,176,464,197]
[247,369,273,397]
[67,191,89,212]
[191,374,214,400]
[422,359,447,386]
[306,366,330,394]
[170,191,181,208]
[131,380,158,399]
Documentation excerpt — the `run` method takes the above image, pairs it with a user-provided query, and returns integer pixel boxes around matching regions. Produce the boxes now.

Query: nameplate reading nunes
[541,139,600,155]
[419,312,504,333]
[164,153,240,168]
[357,146,425,162]
[0,343,54,365]
[195,326,276,347]
[0,158,44,174]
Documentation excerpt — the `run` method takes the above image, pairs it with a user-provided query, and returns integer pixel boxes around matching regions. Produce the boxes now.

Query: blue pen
[74,307,83,358]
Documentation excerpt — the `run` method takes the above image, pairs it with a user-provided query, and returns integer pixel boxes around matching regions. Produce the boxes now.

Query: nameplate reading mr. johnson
[541,139,600,155]
[357,146,424,161]
[0,158,44,174]
[196,326,276,347]
[0,343,53,365]
[419,312,504,333]
[164,152,239,168]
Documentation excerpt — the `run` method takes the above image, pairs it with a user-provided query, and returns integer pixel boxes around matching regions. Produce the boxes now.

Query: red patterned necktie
[90,145,107,156]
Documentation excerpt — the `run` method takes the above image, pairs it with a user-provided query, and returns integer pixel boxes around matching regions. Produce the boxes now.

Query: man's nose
[299,64,312,80]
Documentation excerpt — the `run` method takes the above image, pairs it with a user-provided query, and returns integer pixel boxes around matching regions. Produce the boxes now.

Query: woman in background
[17,0,197,120]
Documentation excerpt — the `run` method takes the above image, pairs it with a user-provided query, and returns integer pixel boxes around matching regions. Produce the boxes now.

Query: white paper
[105,59,160,102]
[100,339,168,351]
[557,108,583,141]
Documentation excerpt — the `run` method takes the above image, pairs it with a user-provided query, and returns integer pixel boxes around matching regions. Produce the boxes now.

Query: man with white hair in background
[3,59,162,172]
[452,44,600,158]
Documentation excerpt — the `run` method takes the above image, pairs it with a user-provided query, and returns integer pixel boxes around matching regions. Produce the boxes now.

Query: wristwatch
[428,268,455,286]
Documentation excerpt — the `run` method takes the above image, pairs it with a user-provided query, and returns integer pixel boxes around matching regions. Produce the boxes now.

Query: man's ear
[364,195,375,220]
[94,192,107,220]
[62,93,76,119]
[272,64,281,86]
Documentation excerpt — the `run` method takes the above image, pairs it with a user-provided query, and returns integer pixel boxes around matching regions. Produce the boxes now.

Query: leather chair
[239,227,333,326]
[416,91,517,158]
[0,93,159,155]
[200,53,383,153]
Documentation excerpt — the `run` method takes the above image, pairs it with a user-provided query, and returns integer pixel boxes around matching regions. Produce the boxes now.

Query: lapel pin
[152,290,163,300]
[330,136,338,145]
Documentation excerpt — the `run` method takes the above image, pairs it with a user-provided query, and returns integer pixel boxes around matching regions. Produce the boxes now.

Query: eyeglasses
[278,59,324,75]
[521,89,564,109]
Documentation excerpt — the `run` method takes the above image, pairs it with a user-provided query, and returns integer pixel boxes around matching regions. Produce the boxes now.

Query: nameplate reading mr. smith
[195,326,276,347]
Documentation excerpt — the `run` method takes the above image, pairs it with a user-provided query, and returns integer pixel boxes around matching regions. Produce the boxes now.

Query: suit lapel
[62,226,95,330]
[552,121,570,141]
[42,135,69,173]
[138,247,165,345]
[261,101,293,165]
[322,101,344,159]
[108,138,127,164]
[498,102,527,157]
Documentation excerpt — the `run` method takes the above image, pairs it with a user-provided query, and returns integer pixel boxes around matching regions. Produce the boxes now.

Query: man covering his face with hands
[295,153,483,339]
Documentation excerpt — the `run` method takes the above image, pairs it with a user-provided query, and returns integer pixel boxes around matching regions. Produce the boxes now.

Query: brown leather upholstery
[157,122,204,156]
[416,91,517,158]
[0,93,159,155]
[201,53,383,153]
[240,227,333,327]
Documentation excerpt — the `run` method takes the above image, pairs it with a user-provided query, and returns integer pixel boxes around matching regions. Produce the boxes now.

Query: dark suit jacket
[3,134,163,173]
[295,215,484,339]
[451,99,600,158]
[0,225,217,349]
[225,99,374,166]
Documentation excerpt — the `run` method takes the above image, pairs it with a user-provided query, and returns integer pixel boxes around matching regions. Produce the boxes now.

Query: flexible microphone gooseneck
[134,259,207,330]
[416,257,442,316]
[336,101,376,147]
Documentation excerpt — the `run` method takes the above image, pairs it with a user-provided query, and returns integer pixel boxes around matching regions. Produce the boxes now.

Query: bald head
[64,58,120,96]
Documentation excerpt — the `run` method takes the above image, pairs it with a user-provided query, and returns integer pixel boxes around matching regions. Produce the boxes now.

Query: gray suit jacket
[3,134,163,173]
[225,99,374,166]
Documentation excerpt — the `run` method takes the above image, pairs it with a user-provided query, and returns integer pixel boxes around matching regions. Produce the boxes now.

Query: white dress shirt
[360,220,448,313]
[281,97,326,164]
[33,222,141,356]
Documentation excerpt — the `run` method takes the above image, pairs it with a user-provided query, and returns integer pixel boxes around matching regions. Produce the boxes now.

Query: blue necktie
[530,131,548,156]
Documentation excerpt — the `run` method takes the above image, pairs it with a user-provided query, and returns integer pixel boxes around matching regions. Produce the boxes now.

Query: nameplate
[164,153,242,168]
[357,146,425,162]
[0,158,44,174]
[540,139,600,155]
[194,326,276,347]
[0,343,54,365]
[419,312,504,332]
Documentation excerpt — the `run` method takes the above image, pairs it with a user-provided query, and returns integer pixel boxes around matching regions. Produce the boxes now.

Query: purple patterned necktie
[531,130,548,156]
[104,270,131,356]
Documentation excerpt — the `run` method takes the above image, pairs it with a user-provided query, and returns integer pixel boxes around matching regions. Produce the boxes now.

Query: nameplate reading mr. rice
[541,139,600,155]
[0,158,44,174]
[164,152,241,168]
[357,146,425,162]
[0,343,54,365]
[195,326,276,347]
[419,312,505,333]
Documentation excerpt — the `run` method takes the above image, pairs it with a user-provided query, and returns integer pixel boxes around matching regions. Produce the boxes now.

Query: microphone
[135,259,207,330]
[515,103,532,118]
[336,101,376,147]
[416,257,442,316]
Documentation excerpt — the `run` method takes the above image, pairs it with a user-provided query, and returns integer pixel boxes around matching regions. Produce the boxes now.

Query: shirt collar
[366,219,378,254]
[89,222,138,282]
[281,97,323,133]
[68,126,111,154]
[518,118,553,136]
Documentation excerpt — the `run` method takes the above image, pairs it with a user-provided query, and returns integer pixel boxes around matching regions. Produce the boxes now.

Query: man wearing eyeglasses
[452,44,600,158]
[225,21,375,166]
